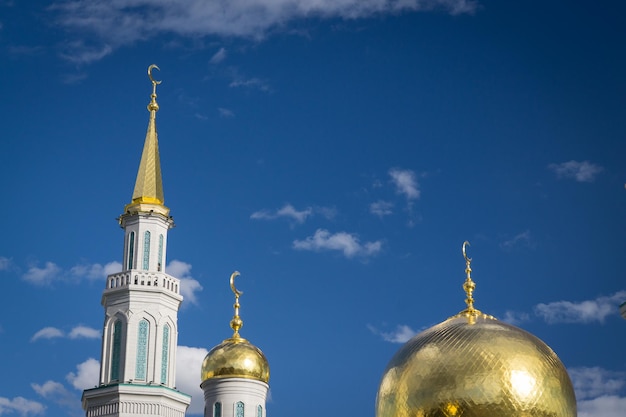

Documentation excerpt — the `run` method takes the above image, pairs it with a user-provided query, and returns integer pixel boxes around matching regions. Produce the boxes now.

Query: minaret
[201,272,270,417]
[82,65,191,417]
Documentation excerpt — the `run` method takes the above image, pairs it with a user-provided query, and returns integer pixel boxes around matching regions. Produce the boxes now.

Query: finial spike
[229,271,244,337]
[462,241,476,313]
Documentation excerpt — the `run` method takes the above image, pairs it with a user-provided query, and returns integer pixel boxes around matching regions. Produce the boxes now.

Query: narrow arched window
[128,232,135,270]
[160,324,170,384]
[110,321,122,381]
[143,231,151,270]
[213,402,222,417]
[236,401,244,417]
[257,405,262,417]
[135,320,149,380]
[158,234,164,271]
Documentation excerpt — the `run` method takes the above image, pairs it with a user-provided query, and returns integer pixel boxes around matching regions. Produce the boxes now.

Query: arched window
[135,320,149,380]
[213,402,222,417]
[110,321,122,381]
[160,324,170,384]
[257,405,262,417]
[236,401,244,417]
[158,234,164,271]
[143,231,151,270]
[128,232,135,270]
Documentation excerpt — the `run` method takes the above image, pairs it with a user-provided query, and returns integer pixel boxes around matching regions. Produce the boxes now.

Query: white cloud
[578,395,626,417]
[31,327,64,342]
[22,262,61,285]
[31,380,78,410]
[534,291,626,324]
[293,229,382,258]
[68,326,100,339]
[389,168,420,200]
[218,107,235,118]
[569,367,625,400]
[500,230,533,250]
[0,397,45,416]
[570,366,626,417]
[167,260,203,305]
[251,203,313,224]
[368,324,419,343]
[50,0,478,62]
[548,160,604,183]
[210,47,227,64]
[70,261,121,281]
[66,358,100,391]
[501,310,530,325]
[176,345,208,415]
[0,256,12,271]
[370,200,394,217]
[229,77,272,92]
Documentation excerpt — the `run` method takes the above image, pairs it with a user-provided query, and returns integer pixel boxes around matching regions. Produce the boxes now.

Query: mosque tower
[82,65,191,417]
[201,272,270,417]
[376,242,577,417]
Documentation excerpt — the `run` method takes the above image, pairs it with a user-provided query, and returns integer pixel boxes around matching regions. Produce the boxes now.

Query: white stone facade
[201,379,269,417]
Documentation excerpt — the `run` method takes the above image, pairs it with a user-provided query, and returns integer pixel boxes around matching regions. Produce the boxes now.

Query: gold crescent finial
[462,240,471,263]
[229,271,244,338]
[230,271,243,297]
[148,64,162,86]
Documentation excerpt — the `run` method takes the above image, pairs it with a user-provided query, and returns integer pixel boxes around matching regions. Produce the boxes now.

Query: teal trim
[214,402,222,417]
[158,234,164,271]
[236,401,244,417]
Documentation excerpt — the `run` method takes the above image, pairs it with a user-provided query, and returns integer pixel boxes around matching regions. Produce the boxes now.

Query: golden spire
[229,271,244,338]
[452,241,495,321]
[128,64,165,207]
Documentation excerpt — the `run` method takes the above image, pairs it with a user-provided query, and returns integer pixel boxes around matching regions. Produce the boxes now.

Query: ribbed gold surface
[376,316,576,417]
[201,337,270,383]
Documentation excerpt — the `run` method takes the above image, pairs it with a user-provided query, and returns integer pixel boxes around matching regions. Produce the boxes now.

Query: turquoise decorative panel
[135,320,149,380]
[110,321,121,381]
[143,231,151,270]
[214,402,222,417]
[158,234,164,271]
[257,405,262,417]
[160,324,169,384]
[236,401,244,417]
[128,232,135,270]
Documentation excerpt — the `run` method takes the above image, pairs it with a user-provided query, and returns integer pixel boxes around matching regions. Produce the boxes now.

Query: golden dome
[376,315,576,417]
[201,336,270,383]
[376,242,576,417]
[201,271,270,384]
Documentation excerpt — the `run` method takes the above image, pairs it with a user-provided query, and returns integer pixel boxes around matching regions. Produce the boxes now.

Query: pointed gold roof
[125,65,169,216]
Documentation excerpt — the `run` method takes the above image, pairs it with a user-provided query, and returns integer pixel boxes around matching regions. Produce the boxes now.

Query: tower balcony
[105,270,180,295]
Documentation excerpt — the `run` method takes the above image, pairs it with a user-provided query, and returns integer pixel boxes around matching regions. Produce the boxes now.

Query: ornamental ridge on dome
[126,64,167,211]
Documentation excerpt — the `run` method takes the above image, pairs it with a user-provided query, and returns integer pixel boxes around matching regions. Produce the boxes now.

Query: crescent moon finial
[148,64,162,85]
[462,240,471,263]
[229,271,244,337]
[230,271,242,297]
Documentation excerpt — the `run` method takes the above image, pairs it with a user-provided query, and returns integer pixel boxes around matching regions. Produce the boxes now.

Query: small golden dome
[376,315,576,417]
[201,271,270,384]
[376,243,576,417]
[201,336,270,383]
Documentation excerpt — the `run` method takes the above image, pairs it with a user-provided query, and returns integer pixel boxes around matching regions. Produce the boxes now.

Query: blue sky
[1,0,625,416]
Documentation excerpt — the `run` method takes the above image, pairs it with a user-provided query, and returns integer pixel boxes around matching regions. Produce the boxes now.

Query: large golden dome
[376,314,576,417]
[376,242,576,417]
[201,336,270,383]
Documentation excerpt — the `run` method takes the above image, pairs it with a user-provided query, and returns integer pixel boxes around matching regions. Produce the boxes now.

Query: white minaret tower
[82,65,191,417]
[201,272,270,417]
